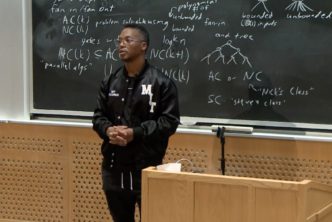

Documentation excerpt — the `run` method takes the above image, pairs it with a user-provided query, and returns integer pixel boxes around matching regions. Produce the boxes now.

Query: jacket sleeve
[133,79,180,142]
[92,76,113,140]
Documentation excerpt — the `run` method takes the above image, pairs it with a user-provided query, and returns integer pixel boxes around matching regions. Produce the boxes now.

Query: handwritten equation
[33,0,332,118]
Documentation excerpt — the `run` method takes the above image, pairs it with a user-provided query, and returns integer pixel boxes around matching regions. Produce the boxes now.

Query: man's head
[117,24,149,62]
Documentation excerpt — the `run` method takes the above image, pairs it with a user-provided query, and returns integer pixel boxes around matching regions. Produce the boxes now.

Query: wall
[0,122,331,221]
[1,0,332,141]
[0,0,29,120]
[0,2,331,220]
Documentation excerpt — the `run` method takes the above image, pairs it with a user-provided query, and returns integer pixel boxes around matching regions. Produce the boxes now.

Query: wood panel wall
[0,122,331,221]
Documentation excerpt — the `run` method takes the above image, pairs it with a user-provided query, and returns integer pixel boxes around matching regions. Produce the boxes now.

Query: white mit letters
[141,84,157,113]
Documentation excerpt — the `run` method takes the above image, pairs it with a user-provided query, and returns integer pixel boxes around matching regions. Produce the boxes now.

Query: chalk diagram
[200,40,252,68]
[251,0,270,13]
[285,0,313,12]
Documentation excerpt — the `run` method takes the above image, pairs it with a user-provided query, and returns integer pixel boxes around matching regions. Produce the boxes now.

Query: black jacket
[92,61,180,171]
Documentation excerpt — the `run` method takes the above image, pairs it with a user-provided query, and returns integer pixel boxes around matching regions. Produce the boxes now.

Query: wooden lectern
[142,167,332,222]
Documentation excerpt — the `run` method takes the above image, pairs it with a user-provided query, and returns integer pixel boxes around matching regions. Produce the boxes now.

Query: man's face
[117,28,147,62]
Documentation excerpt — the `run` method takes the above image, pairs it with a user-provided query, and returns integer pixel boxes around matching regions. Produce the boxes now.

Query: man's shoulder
[146,64,172,83]
[103,66,123,81]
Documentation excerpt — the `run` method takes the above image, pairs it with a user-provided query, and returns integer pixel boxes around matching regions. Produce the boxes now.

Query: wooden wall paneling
[0,123,70,222]
[224,136,332,184]
[165,133,220,174]
[166,134,332,185]
[66,127,112,222]
[1,122,332,221]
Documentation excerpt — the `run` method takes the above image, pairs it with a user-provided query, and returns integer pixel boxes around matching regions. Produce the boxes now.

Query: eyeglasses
[115,37,144,47]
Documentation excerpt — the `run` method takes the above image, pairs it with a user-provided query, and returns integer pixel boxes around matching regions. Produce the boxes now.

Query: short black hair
[123,23,150,49]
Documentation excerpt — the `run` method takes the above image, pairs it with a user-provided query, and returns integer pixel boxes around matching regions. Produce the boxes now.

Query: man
[92,24,180,222]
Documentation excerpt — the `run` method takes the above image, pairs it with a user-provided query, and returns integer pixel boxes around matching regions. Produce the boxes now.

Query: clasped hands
[106,126,133,146]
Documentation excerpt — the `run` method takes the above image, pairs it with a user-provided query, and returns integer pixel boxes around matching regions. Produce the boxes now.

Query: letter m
[141,84,152,95]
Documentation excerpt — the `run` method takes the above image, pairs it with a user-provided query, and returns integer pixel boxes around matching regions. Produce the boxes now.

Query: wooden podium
[142,167,332,222]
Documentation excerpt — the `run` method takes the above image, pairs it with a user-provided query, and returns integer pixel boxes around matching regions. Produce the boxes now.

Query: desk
[142,167,332,222]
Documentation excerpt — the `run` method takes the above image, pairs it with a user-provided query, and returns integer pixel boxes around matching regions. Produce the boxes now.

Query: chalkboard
[32,0,332,130]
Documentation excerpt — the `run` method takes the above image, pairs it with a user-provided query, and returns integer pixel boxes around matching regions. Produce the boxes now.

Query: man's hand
[117,127,134,144]
[106,126,133,146]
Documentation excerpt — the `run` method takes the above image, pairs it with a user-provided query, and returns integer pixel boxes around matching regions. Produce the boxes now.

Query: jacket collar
[122,60,150,79]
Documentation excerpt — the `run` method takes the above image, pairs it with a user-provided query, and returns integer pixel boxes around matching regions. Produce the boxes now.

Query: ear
[141,41,148,52]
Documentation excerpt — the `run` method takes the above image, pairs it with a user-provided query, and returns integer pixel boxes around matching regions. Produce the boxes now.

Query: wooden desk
[142,167,332,222]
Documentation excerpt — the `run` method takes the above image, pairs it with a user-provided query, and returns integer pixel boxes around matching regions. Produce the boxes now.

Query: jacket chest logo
[141,84,157,113]
[109,90,119,97]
